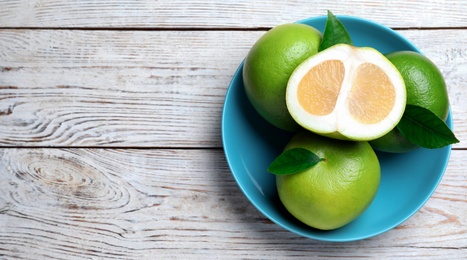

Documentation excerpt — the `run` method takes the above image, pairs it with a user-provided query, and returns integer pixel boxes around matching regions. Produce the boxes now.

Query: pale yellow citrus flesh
[297,60,396,124]
[297,60,344,116]
[349,63,396,124]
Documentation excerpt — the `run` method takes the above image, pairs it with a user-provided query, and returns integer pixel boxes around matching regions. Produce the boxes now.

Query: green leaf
[267,148,324,175]
[397,104,459,149]
[319,10,353,51]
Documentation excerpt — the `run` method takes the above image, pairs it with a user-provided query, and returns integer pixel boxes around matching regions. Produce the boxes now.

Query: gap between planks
[0,147,465,152]
[0,146,224,150]
[1,26,467,31]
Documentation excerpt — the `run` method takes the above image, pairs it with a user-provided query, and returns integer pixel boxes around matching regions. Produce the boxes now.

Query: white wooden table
[1,1,466,259]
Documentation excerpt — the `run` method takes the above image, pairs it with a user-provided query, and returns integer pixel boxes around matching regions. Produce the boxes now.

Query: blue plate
[222,15,452,242]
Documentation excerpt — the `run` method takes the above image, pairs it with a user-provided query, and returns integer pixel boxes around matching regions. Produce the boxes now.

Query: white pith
[286,44,406,140]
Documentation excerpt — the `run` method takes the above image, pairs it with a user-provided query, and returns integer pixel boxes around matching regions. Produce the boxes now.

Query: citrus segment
[297,60,344,116]
[286,44,406,141]
[349,63,396,124]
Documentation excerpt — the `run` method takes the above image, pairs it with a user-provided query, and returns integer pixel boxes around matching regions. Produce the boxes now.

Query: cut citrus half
[286,44,406,141]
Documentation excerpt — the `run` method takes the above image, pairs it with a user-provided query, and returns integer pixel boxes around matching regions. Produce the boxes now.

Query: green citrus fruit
[243,23,322,131]
[370,51,450,153]
[276,131,381,230]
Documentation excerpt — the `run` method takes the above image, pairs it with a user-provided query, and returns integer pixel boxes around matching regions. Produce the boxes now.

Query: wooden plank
[0,0,466,29]
[1,29,466,148]
[0,30,255,147]
[0,148,465,258]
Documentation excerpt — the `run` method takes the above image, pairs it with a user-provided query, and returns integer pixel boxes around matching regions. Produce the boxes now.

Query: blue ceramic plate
[222,15,452,242]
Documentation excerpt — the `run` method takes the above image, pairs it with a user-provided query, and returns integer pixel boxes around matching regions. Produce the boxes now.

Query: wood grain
[0,148,465,259]
[1,1,466,258]
[1,29,466,148]
[0,0,466,29]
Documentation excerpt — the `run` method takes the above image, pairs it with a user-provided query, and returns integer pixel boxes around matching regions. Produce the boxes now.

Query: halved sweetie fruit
[286,44,406,141]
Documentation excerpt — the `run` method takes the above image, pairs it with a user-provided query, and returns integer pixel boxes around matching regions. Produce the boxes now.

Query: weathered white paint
[0,1,466,258]
[0,0,466,28]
